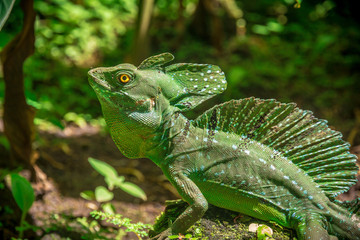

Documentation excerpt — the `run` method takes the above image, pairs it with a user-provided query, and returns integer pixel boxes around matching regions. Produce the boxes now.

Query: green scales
[89,53,360,239]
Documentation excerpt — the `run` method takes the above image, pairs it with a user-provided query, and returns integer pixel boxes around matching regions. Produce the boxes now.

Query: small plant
[168,233,199,239]
[79,157,150,239]
[91,210,152,239]
[81,157,146,214]
[9,173,35,239]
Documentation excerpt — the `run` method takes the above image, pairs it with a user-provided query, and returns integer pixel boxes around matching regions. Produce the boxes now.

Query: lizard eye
[118,74,131,83]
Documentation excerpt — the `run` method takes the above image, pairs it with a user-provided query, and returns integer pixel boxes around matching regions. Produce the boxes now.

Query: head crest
[137,53,227,112]
[137,52,174,70]
[165,63,227,111]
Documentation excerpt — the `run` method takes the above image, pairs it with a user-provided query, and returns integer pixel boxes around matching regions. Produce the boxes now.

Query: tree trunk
[172,0,186,49]
[190,0,224,53]
[1,0,36,171]
[131,0,154,65]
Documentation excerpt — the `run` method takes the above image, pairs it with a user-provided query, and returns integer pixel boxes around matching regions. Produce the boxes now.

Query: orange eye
[118,74,131,83]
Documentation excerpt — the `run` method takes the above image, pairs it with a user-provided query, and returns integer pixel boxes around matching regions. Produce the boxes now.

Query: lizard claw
[151,228,172,240]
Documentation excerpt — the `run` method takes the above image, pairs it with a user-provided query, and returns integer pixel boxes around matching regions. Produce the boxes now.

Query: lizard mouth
[88,67,112,91]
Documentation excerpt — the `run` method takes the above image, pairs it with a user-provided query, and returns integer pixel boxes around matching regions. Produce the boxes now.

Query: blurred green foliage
[34,0,137,65]
[0,0,359,142]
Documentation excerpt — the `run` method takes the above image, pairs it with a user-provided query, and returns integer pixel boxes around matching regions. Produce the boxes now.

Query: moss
[149,199,295,240]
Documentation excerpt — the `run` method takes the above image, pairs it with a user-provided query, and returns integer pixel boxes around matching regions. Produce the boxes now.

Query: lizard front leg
[157,171,208,239]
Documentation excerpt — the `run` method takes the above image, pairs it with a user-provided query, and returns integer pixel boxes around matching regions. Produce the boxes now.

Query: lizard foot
[151,228,172,240]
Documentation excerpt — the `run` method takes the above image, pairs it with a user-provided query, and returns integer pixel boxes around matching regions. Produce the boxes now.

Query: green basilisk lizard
[88,53,360,239]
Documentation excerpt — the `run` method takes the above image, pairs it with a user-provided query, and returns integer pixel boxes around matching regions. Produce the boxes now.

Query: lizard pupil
[118,74,130,83]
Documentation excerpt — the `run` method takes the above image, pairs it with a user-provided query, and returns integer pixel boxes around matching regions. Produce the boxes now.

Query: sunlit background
[1,0,359,141]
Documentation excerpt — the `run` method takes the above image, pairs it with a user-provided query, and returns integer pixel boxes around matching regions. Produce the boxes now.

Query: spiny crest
[194,97,358,198]
[166,63,227,95]
[165,63,227,111]
[137,53,227,111]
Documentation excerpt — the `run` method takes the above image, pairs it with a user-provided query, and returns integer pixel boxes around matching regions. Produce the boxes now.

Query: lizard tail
[325,199,360,239]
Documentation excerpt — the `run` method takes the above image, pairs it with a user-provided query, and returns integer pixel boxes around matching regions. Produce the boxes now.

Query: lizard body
[89,53,360,239]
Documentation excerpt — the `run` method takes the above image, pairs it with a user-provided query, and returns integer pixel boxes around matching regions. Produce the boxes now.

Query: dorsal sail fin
[193,97,358,197]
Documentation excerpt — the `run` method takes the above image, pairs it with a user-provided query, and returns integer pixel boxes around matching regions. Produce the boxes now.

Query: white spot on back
[259,158,266,164]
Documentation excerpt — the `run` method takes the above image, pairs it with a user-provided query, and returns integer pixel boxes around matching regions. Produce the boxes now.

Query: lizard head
[88,53,227,158]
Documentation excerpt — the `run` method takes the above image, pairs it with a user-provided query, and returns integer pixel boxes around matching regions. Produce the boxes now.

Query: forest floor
[1,123,178,239]
[1,123,360,239]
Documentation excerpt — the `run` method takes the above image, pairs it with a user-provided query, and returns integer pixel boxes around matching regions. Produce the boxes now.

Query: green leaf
[80,190,95,201]
[77,217,90,228]
[267,21,284,33]
[101,202,116,214]
[88,157,124,190]
[105,175,125,191]
[95,186,114,202]
[0,0,16,31]
[118,182,147,201]
[88,157,118,180]
[169,235,180,239]
[252,25,269,35]
[10,174,35,212]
